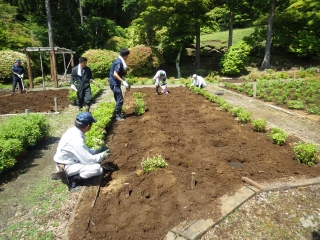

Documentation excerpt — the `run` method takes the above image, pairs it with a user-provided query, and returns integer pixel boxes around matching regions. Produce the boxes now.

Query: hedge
[86,102,115,149]
[82,49,118,79]
[0,114,50,173]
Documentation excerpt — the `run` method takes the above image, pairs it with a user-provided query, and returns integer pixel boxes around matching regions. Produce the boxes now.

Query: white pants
[65,163,103,179]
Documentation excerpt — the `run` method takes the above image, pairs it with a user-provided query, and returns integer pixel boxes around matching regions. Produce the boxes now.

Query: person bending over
[153,70,169,94]
[190,74,207,88]
[54,112,113,191]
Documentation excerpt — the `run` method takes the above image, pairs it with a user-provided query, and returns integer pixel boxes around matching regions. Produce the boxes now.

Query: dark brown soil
[0,89,70,114]
[69,86,320,240]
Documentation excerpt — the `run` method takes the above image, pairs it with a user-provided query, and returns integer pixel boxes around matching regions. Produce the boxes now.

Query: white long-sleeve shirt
[191,76,206,88]
[153,70,167,85]
[54,126,105,165]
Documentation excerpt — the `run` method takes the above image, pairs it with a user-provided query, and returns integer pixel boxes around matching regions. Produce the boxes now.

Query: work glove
[100,145,111,154]
[102,151,111,159]
[71,84,78,92]
[122,80,129,88]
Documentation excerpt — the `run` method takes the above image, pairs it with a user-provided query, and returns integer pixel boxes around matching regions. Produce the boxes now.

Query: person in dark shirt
[108,48,130,121]
[70,57,94,112]
[11,59,25,94]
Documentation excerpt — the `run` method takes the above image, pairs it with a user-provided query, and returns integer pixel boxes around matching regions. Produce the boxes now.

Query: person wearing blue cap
[54,112,113,191]
[11,59,25,94]
[109,48,131,121]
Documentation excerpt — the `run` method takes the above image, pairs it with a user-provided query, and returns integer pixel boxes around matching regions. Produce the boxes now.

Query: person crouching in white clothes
[190,74,207,88]
[54,112,112,191]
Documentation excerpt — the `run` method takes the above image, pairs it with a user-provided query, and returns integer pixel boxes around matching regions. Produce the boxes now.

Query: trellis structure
[23,47,76,89]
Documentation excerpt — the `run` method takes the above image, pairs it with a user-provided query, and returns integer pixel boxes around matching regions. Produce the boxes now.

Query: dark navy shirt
[109,57,125,87]
[11,64,25,79]
[70,66,93,87]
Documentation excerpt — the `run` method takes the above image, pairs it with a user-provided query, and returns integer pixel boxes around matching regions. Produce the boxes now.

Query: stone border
[164,176,320,240]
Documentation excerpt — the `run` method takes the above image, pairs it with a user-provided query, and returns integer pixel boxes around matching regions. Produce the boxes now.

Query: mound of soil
[0,89,70,114]
[70,87,320,240]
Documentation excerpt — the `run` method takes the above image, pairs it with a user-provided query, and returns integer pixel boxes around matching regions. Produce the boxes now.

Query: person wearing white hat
[190,74,206,88]
[153,70,169,94]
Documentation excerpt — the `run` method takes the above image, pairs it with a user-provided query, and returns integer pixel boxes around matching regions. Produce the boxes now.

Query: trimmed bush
[82,49,118,79]
[293,142,319,166]
[106,36,128,52]
[0,139,23,173]
[0,50,36,80]
[220,41,251,75]
[126,45,164,76]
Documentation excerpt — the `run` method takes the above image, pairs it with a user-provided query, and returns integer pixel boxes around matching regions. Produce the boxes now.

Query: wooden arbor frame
[23,47,76,89]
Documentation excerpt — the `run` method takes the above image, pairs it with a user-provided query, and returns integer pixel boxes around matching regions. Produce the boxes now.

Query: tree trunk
[261,0,275,70]
[195,24,201,68]
[145,26,151,46]
[45,0,55,47]
[228,5,234,48]
[176,46,183,79]
[79,0,84,26]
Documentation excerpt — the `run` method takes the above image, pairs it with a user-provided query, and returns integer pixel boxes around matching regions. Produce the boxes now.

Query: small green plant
[220,102,233,112]
[268,128,288,145]
[237,111,252,123]
[141,155,168,173]
[252,118,267,132]
[230,107,245,117]
[293,142,319,166]
[133,91,147,116]
[287,100,305,109]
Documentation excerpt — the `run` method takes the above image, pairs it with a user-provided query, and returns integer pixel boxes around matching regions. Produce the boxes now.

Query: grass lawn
[200,28,254,48]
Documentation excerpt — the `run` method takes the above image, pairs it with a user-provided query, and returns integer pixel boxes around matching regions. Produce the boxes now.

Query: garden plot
[69,87,320,240]
[0,89,70,114]
[224,79,320,115]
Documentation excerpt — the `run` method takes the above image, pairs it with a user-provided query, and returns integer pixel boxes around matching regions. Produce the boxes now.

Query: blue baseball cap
[15,59,21,63]
[76,112,97,125]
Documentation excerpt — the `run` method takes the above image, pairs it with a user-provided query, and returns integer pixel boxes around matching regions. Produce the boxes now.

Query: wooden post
[39,51,45,90]
[50,49,58,88]
[124,183,130,197]
[63,53,66,73]
[253,82,257,98]
[71,53,74,69]
[191,172,196,189]
[25,51,33,89]
[242,177,264,190]
[25,109,30,114]
[54,97,58,112]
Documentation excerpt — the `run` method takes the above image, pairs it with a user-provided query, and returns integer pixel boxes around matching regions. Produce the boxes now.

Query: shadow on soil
[0,136,60,188]
[312,230,320,240]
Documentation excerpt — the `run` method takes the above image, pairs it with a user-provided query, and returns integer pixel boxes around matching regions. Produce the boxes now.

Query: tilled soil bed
[0,89,70,114]
[70,86,320,240]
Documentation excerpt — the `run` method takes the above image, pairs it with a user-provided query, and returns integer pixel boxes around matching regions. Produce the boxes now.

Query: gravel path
[207,85,320,146]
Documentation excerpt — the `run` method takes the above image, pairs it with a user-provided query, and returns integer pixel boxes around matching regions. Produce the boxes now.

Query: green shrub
[230,107,245,117]
[86,102,115,149]
[252,118,267,132]
[220,41,251,75]
[126,45,164,77]
[106,36,128,52]
[268,128,288,145]
[306,104,320,115]
[0,138,23,174]
[0,50,37,81]
[141,155,168,173]
[134,92,147,116]
[237,111,252,123]
[293,142,319,166]
[82,49,118,79]
[220,102,233,112]
[287,100,305,109]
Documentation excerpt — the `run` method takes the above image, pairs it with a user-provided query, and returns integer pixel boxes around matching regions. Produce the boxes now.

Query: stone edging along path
[164,176,320,240]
